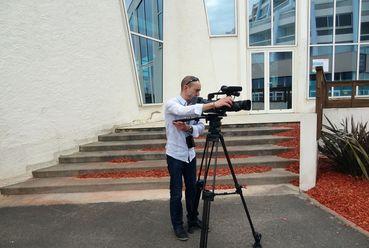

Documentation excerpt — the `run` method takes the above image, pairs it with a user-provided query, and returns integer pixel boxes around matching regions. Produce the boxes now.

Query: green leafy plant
[319,116,369,180]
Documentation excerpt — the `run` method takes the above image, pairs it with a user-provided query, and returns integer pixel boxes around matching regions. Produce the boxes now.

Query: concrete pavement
[0,186,368,248]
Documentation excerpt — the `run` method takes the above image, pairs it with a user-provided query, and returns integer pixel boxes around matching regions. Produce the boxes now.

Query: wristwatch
[187,126,193,134]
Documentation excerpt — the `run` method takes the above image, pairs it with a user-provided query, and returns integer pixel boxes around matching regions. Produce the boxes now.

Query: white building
[1,0,369,189]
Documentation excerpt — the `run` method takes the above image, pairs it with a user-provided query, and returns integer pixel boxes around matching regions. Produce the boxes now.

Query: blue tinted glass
[310,0,334,44]
[145,0,153,37]
[131,34,163,104]
[309,46,333,97]
[157,0,163,13]
[139,37,148,65]
[359,45,369,94]
[332,45,358,97]
[252,53,265,110]
[249,0,271,46]
[359,45,369,80]
[124,0,163,40]
[158,13,163,40]
[335,0,359,43]
[204,0,236,35]
[137,1,146,35]
[273,0,295,45]
[361,0,369,41]
[269,52,292,109]
[334,45,357,80]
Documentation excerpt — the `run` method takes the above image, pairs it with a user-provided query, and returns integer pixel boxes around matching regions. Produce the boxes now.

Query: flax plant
[319,116,369,180]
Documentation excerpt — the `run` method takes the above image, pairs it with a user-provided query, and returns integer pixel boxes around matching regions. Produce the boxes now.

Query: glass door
[251,51,293,112]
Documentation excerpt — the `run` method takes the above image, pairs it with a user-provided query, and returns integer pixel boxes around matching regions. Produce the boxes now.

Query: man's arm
[165,101,203,117]
[173,121,204,138]
[202,96,233,112]
[166,96,234,117]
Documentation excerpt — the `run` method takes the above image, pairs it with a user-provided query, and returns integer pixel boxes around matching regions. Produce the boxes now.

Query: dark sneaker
[188,219,203,234]
[174,227,189,241]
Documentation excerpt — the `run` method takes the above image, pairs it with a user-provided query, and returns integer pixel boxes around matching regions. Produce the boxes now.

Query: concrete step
[80,135,292,151]
[1,169,298,195]
[33,156,298,178]
[114,122,289,133]
[59,145,292,163]
[99,126,292,141]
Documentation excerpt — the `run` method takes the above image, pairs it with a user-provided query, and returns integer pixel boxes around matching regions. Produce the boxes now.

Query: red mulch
[141,147,165,152]
[285,162,299,174]
[202,166,272,176]
[219,154,254,159]
[109,158,138,163]
[77,166,272,179]
[306,158,369,232]
[274,123,300,160]
[290,179,299,187]
[78,169,168,179]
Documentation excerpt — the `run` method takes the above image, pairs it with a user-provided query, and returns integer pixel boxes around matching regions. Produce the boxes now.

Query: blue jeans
[167,155,199,230]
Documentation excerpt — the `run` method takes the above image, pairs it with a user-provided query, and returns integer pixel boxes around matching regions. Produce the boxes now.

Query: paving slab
[0,194,368,248]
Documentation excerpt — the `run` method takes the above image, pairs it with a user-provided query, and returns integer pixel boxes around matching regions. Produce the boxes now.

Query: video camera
[197,85,251,116]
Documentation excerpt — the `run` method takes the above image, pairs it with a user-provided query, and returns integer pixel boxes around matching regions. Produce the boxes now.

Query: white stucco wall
[323,108,369,127]
[0,0,161,184]
[1,0,368,187]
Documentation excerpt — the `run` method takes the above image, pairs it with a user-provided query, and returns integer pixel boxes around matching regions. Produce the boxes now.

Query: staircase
[0,123,299,195]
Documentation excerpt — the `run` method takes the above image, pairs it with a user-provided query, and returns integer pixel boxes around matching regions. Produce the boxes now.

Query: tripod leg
[199,190,214,248]
[193,139,215,219]
[219,135,262,248]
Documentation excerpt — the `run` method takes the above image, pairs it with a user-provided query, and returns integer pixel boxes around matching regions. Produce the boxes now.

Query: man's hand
[214,96,233,108]
[173,121,191,132]
[202,96,233,111]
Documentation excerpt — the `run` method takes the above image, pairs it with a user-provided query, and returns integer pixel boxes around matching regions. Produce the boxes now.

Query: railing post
[315,66,325,140]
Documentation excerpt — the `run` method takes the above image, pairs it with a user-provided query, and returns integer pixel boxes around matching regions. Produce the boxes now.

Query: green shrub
[319,116,369,180]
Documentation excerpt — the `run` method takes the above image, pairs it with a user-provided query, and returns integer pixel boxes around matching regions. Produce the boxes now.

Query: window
[248,0,296,46]
[124,0,163,104]
[269,52,293,109]
[204,0,237,36]
[309,0,369,98]
[251,53,265,110]
[361,0,369,41]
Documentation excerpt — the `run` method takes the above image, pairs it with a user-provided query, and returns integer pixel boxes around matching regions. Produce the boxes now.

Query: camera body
[197,85,251,116]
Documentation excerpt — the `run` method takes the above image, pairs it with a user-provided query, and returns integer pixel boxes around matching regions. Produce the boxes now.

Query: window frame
[121,0,164,106]
[246,0,298,48]
[248,50,295,113]
[307,0,369,100]
[203,0,238,38]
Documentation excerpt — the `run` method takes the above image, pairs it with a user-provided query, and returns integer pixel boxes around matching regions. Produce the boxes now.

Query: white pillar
[299,113,318,191]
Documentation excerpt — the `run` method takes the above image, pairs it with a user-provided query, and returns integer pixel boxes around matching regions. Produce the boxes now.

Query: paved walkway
[0,186,368,248]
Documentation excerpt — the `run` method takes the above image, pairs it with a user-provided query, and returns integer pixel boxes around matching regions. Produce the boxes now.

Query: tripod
[193,116,262,248]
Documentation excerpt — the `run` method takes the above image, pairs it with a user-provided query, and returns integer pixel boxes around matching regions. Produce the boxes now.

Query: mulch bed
[201,166,272,176]
[77,166,272,179]
[283,124,369,232]
[141,147,166,152]
[109,158,138,163]
[305,158,369,232]
[219,154,254,159]
[285,162,299,174]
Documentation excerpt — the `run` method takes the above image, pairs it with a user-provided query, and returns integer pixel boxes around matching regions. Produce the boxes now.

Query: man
[164,75,233,241]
